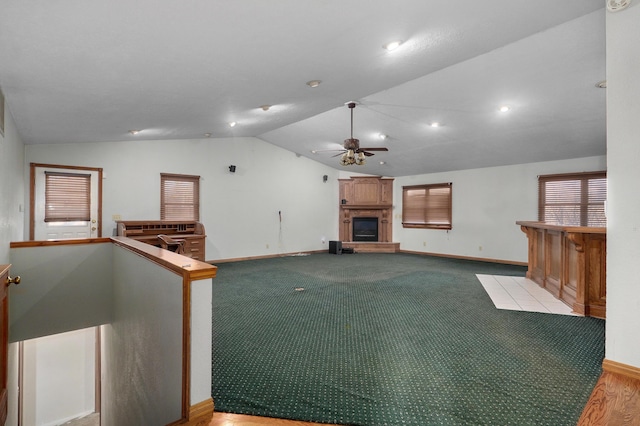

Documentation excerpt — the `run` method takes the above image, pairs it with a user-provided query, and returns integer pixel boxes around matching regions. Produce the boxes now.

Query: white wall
[606,4,640,368]
[22,328,96,426]
[1,103,24,426]
[9,242,113,342]
[0,105,25,260]
[102,246,184,426]
[25,137,341,261]
[393,156,606,263]
[190,278,213,406]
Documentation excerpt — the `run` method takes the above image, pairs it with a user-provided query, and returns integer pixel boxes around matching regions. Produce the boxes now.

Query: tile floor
[477,274,580,316]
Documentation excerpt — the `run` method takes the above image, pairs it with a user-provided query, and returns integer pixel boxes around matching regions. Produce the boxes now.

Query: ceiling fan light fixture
[499,106,510,113]
[607,0,631,12]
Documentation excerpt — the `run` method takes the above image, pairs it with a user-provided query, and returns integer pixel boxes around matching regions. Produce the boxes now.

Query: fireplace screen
[352,217,378,242]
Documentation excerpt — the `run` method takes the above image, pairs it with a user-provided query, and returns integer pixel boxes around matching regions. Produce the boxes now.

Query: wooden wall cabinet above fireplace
[339,177,394,243]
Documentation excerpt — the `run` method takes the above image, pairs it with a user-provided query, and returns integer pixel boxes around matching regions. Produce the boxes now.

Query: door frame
[29,163,103,240]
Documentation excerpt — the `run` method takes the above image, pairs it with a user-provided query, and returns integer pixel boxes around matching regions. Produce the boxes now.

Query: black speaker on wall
[229,165,236,173]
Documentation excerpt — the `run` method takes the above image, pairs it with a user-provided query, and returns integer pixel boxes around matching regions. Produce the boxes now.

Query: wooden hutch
[338,176,399,253]
[517,221,606,319]
[116,220,206,261]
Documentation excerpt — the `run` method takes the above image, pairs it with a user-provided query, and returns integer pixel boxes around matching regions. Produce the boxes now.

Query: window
[44,171,91,222]
[538,171,606,227]
[161,173,200,221]
[402,183,452,229]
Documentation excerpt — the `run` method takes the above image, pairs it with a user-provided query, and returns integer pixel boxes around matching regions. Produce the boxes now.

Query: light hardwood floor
[209,412,335,425]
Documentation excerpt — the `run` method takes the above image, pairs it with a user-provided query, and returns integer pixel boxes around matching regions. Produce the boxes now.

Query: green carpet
[211,253,604,425]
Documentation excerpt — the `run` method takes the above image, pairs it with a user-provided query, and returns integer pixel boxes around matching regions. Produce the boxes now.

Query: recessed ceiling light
[260,105,271,111]
[430,122,440,128]
[383,40,403,51]
[596,80,607,88]
[311,150,318,154]
[229,121,237,127]
[379,161,386,165]
[499,106,510,113]
[306,80,322,88]
[128,130,140,135]
[204,133,212,138]
[379,133,387,140]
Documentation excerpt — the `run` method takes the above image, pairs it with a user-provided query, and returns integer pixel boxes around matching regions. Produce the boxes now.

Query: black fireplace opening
[352,217,378,242]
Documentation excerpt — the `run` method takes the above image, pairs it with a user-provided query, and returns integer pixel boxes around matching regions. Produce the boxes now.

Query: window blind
[160,173,200,221]
[538,171,606,227]
[44,171,91,222]
[402,183,452,229]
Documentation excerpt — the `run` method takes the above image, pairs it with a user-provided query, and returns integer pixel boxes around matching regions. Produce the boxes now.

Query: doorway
[19,328,99,426]
[29,163,103,241]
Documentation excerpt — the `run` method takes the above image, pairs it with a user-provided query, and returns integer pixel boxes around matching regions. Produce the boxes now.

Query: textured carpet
[211,253,604,426]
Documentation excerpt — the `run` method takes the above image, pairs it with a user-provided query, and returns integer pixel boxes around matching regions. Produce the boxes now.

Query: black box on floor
[342,247,355,254]
[329,240,342,254]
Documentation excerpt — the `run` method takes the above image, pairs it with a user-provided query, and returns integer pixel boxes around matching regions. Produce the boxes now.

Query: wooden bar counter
[517,221,606,319]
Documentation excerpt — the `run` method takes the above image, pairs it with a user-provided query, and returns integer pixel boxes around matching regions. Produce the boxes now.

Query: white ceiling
[0,0,606,177]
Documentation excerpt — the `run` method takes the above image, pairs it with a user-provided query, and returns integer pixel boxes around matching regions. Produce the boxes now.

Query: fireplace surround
[338,176,394,244]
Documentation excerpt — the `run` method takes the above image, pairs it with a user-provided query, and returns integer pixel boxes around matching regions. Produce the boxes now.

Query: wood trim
[516,221,605,234]
[110,237,217,280]
[165,398,214,426]
[399,250,528,267]
[10,238,111,248]
[210,249,525,266]
[578,360,640,425]
[181,275,191,420]
[603,359,640,382]
[209,250,327,264]
[95,327,101,415]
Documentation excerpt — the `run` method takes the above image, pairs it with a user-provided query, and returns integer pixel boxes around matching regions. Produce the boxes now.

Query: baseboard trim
[603,358,640,381]
[209,249,525,266]
[578,360,640,425]
[399,249,527,267]
[166,398,214,426]
[208,250,325,264]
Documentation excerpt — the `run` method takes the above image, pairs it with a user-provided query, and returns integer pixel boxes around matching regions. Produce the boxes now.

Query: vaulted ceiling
[0,1,606,177]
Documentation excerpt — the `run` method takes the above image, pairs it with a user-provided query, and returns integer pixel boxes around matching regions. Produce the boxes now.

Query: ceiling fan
[316,102,388,166]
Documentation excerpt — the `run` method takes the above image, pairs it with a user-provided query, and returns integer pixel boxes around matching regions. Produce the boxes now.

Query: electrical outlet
[321,237,326,244]
[478,246,483,251]
[423,241,426,247]
[266,243,269,249]
[112,214,121,221]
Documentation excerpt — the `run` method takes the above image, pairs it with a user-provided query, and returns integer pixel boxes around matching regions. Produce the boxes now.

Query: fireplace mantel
[341,204,392,210]
[339,177,394,243]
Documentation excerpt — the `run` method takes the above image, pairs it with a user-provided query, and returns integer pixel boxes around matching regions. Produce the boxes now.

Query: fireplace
[352,217,378,242]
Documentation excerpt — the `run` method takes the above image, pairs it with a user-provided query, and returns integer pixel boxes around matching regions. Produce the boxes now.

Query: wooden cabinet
[340,176,393,205]
[517,221,606,319]
[117,220,206,261]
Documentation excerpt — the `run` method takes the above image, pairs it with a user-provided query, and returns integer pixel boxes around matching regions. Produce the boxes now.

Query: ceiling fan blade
[331,152,346,157]
[362,151,376,157]
[358,147,388,152]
